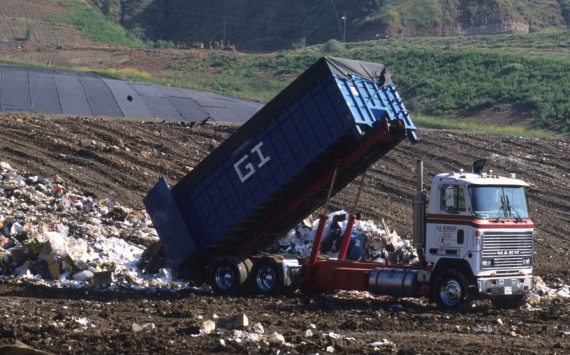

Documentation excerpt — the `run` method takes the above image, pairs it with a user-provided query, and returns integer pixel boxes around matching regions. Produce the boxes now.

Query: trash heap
[0,161,190,291]
[527,276,570,306]
[268,210,419,264]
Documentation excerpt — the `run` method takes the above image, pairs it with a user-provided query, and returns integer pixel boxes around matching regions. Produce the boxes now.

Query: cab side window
[439,185,466,213]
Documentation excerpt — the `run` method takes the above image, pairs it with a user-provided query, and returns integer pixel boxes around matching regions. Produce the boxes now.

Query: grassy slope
[48,0,141,46]
[95,31,568,134]
[0,0,140,46]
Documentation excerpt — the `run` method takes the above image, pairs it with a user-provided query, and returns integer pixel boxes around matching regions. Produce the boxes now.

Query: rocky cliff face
[442,0,531,36]
[380,0,536,39]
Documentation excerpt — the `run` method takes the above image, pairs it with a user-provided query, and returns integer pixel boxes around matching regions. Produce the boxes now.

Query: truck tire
[251,257,284,296]
[432,268,474,312]
[209,256,252,295]
[491,294,526,310]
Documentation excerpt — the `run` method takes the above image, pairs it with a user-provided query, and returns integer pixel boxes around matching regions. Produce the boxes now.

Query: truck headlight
[482,259,494,267]
[522,258,532,265]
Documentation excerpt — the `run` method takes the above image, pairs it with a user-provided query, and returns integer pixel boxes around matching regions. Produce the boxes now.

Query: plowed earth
[0,113,569,354]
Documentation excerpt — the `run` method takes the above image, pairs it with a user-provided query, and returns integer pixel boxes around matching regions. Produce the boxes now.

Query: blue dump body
[144,57,417,271]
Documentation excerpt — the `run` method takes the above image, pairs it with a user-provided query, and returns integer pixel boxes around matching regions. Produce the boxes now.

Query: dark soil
[0,113,569,354]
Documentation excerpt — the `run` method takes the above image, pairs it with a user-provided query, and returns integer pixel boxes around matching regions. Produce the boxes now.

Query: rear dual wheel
[209,256,252,295]
[251,257,285,296]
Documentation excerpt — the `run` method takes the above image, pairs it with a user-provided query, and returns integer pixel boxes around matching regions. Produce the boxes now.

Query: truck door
[426,184,469,255]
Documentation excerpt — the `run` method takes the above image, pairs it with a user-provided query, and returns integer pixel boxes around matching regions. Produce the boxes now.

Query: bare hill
[0,0,85,44]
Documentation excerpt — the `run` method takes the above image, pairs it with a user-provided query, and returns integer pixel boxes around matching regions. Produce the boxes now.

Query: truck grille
[482,231,533,269]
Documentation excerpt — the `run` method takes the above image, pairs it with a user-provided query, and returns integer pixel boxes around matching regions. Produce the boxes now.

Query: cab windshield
[468,186,529,219]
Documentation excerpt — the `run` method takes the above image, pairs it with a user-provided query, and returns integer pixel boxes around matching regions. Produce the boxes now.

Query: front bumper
[477,275,533,296]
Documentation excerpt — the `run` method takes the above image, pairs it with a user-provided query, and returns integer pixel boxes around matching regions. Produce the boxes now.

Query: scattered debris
[217,314,249,330]
[268,332,286,345]
[369,339,394,347]
[270,210,418,264]
[474,325,493,333]
[74,317,91,326]
[252,322,264,334]
[200,320,216,335]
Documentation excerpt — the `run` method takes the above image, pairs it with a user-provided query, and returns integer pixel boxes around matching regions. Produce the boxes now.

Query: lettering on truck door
[435,184,467,248]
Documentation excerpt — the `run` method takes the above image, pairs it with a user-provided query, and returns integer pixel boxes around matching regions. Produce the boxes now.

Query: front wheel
[432,268,475,312]
[491,294,526,309]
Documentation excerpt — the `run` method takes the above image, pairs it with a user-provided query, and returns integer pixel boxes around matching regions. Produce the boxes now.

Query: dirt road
[0,113,569,354]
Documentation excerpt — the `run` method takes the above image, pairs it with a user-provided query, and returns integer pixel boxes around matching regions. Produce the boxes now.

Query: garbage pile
[527,276,570,306]
[0,161,190,291]
[268,210,419,264]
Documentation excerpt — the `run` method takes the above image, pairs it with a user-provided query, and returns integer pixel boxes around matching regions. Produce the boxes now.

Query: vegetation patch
[48,0,141,45]
[413,114,552,138]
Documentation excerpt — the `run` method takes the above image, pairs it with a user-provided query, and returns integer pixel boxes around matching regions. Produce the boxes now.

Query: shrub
[25,26,34,42]
[499,63,524,75]
[323,39,345,53]
[292,38,307,49]
[156,40,174,49]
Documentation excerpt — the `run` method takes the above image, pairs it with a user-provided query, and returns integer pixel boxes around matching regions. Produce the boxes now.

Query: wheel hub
[439,279,462,306]
[256,265,277,292]
[215,265,235,290]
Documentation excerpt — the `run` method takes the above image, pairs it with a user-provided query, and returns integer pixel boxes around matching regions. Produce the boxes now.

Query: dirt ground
[1,113,570,354]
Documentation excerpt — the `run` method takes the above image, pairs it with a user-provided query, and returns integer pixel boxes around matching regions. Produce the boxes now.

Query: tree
[120,0,144,23]
[129,22,146,40]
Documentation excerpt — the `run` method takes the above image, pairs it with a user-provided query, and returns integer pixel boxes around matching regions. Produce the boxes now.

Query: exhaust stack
[413,160,426,265]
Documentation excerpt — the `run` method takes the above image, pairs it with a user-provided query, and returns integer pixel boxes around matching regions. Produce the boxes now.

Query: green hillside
[50,0,142,45]
[101,31,569,134]
[122,0,570,51]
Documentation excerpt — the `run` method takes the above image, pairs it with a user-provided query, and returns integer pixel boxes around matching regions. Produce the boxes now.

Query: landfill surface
[0,64,262,123]
[0,113,569,354]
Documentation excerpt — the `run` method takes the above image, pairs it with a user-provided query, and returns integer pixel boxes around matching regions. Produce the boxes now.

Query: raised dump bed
[144,56,417,271]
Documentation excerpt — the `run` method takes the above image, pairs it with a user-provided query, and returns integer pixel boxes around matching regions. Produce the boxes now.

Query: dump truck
[144,56,534,311]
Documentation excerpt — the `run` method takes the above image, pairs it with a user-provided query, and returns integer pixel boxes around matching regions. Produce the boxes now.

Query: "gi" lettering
[234,142,271,182]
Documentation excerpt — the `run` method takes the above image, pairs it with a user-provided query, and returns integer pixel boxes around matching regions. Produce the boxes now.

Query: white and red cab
[424,164,534,309]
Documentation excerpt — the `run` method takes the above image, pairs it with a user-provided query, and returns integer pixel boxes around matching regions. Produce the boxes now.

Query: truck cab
[423,166,534,310]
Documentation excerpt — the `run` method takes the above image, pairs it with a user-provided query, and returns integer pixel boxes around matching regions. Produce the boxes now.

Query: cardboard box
[38,253,55,262]
[91,271,115,286]
[62,254,75,273]
[47,260,60,279]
